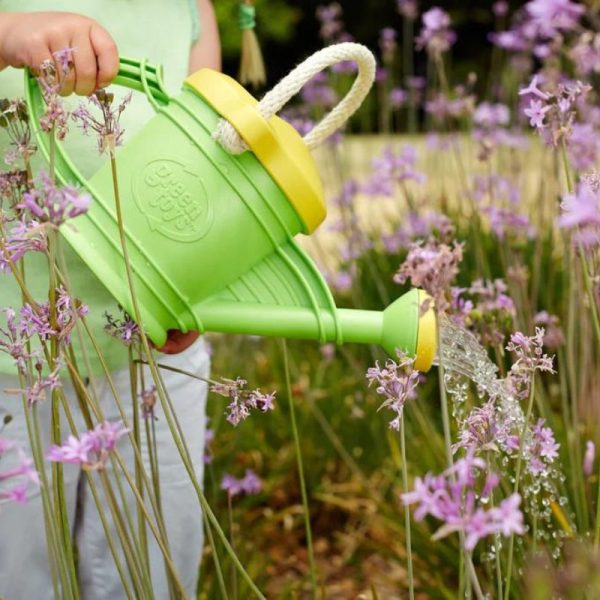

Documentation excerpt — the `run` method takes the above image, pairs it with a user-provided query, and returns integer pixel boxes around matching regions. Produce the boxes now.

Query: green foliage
[215,0,301,60]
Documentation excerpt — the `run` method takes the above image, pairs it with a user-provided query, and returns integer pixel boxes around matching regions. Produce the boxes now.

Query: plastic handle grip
[24,56,169,188]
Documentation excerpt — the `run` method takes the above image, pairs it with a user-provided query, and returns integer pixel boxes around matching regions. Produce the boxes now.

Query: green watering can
[24,43,437,371]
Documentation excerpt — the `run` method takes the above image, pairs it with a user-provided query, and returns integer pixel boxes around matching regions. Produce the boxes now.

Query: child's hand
[0,11,119,96]
[158,330,201,355]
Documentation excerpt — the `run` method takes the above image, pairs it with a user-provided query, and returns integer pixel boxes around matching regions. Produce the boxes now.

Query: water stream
[434,315,569,556]
[435,315,524,431]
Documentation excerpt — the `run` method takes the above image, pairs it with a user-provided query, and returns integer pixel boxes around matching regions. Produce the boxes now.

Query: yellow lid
[185,69,327,234]
[415,290,437,372]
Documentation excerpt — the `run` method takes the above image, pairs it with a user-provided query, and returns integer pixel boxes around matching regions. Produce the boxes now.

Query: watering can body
[25,58,436,371]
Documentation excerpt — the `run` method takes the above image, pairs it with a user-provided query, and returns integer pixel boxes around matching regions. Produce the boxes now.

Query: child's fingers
[71,34,98,96]
[89,24,118,89]
[22,38,53,76]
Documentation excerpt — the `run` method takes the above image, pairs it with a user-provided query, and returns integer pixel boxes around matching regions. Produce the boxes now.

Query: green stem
[504,379,536,600]
[400,417,415,600]
[129,348,151,577]
[282,340,318,597]
[109,143,263,598]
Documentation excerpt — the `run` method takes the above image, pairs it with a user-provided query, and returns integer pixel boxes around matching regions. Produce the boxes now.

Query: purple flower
[402,453,524,551]
[221,469,262,498]
[316,3,345,42]
[0,441,39,504]
[520,78,591,146]
[519,75,551,101]
[0,100,35,166]
[566,123,600,170]
[366,350,420,430]
[389,87,408,109]
[534,311,565,350]
[47,420,129,471]
[0,220,48,272]
[524,99,551,129]
[37,51,76,140]
[506,328,555,400]
[17,171,90,226]
[104,308,141,346]
[394,239,464,312]
[379,27,398,58]
[473,102,510,129]
[72,90,133,155]
[584,441,595,477]
[485,206,536,241]
[52,47,76,76]
[453,400,519,454]
[397,0,418,19]
[558,180,600,249]
[300,72,338,109]
[527,418,560,476]
[210,377,276,427]
[363,145,426,197]
[493,1,510,17]
[570,32,600,76]
[416,7,456,55]
[489,30,529,52]
[526,0,584,36]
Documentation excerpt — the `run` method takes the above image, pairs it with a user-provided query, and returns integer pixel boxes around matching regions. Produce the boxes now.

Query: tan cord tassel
[239,0,266,88]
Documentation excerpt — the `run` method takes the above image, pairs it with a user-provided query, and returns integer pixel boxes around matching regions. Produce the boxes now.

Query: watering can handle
[214,42,376,155]
[24,56,169,187]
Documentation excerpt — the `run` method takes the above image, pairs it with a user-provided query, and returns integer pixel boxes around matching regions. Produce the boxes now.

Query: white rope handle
[214,42,376,154]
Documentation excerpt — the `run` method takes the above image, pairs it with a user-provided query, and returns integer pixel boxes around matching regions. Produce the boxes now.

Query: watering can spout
[191,288,437,372]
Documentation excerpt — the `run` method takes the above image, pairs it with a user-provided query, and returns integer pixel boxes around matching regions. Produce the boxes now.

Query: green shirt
[0,0,200,374]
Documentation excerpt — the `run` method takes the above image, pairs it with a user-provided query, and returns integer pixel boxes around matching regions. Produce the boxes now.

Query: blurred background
[217,0,527,99]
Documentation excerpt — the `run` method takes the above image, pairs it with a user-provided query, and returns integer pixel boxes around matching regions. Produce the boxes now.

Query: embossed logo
[134,159,212,242]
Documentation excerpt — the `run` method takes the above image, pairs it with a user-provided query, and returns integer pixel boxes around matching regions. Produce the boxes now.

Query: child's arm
[0,11,118,96]
[188,0,221,73]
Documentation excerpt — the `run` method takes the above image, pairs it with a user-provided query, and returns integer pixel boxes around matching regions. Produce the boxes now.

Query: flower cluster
[534,311,566,350]
[366,350,420,430]
[47,421,129,471]
[17,171,90,227]
[363,145,426,197]
[382,211,454,255]
[425,91,475,123]
[315,3,347,44]
[397,0,418,20]
[416,7,456,55]
[37,48,76,140]
[0,169,28,210]
[394,239,464,312]
[505,328,556,400]
[72,90,133,155]
[209,377,276,427]
[300,72,338,109]
[104,308,141,346]
[490,0,584,59]
[0,220,48,272]
[0,437,39,504]
[402,453,524,551]
[450,279,516,347]
[0,98,35,166]
[558,178,600,250]
[520,76,591,146]
[452,400,519,454]
[221,469,262,498]
[0,289,88,374]
[527,418,560,476]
